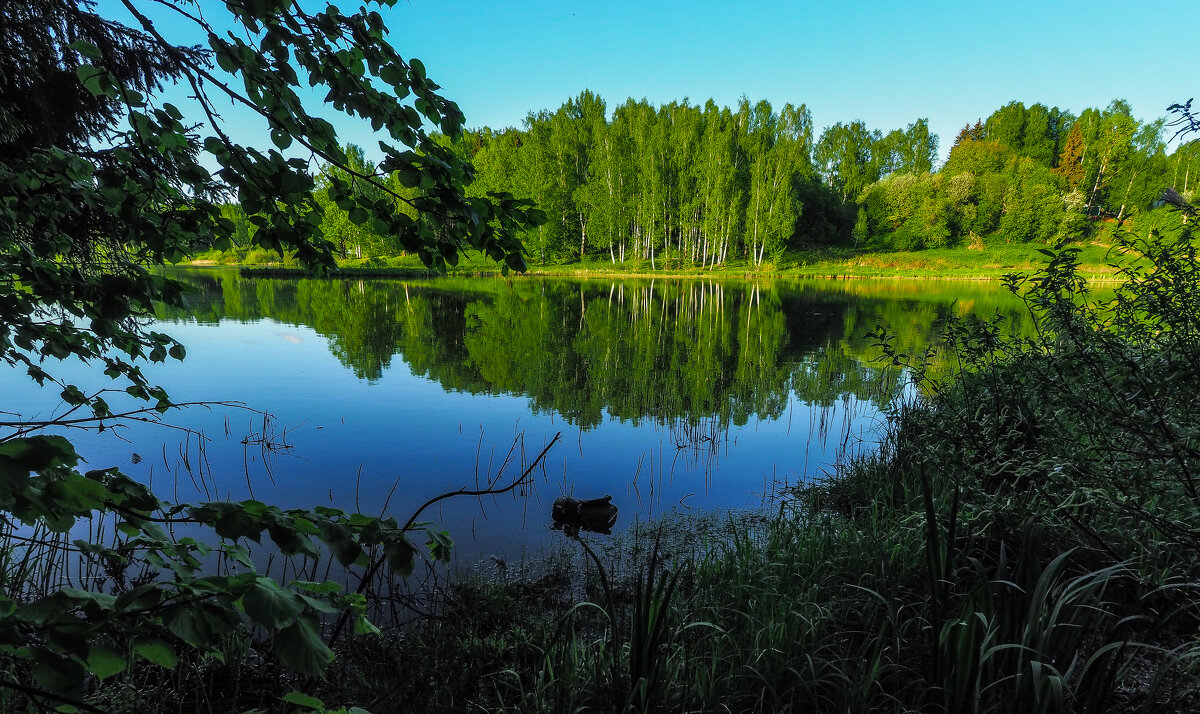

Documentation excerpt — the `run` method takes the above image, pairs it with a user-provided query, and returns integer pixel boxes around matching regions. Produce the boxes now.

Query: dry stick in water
[326,432,562,644]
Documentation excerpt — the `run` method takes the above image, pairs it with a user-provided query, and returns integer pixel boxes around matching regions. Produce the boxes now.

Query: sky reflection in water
[1,272,1030,565]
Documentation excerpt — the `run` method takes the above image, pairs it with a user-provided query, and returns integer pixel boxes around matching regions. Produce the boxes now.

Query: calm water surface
[2,271,1031,565]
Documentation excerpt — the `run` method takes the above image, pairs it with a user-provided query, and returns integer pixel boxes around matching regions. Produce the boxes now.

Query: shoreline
[182,241,1135,283]
[204,264,1128,284]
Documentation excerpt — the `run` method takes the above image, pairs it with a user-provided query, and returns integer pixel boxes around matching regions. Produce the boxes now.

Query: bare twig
[327,431,562,645]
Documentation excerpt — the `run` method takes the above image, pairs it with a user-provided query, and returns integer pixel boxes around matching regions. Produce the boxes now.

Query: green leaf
[275,614,334,676]
[379,64,405,87]
[214,47,237,72]
[316,522,364,566]
[395,166,421,189]
[87,644,127,680]
[48,475,110,514]
[384,538,416,576]
[59,587,116,611]
[426,529,453,562]
[163,604,213,647]
[271,129,293,150]
[69,40,103,61]
[297,593,338,614]
[293,580,343,596]
[0,435,79,474]
[133,638,177,669]
[222,542,255,568]
[32,654,85,703]
[243,578,305,629]
[75,65,105,97]
[267,522,318,556]
[282,690,326,710]
[409,58,426,80]
[353,614,381,636]
[193,502,263,541]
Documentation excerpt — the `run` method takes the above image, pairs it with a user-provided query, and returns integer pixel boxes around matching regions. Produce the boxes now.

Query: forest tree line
[220,93,1199,265]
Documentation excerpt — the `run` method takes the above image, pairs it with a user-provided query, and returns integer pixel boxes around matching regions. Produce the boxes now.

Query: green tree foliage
[1021,102,1072,167]
[0,0,546,707]
[1,0,544,416]
[877,118,939,176]
[448,93,844,266]
[984,101,1028,152]
[1076,100,1138,216]
[856,98,1187,247]
[982,101,1073,168]
[313,144,396,259]
[579,97,636,262]
[950,119,986,150]
[433,92,1192,259]
[943,139,1015,176]
[1167,139,1199,200]
[432,92,1185,259]
[858,138,1068,249]
[814,120,883,204]
[744,101,815,265]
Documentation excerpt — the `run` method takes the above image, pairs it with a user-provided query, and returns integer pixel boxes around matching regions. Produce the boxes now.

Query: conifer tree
[1054,124,1086,189]
[951,119,987,149]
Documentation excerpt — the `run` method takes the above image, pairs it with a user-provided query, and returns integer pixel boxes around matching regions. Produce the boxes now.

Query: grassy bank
[192,241,1135,282]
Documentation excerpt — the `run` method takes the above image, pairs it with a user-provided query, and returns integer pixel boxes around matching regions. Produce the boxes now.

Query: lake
[1,270,1032,568]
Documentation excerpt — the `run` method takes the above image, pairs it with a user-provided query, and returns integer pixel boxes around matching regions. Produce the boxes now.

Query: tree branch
[327,431,561,644]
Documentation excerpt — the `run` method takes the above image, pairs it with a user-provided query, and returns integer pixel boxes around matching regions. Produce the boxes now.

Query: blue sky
[382,0,1197,158]
[101,0,1199,163]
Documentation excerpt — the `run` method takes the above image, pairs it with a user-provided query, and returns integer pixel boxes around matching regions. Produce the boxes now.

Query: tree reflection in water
[159,271,1032,453]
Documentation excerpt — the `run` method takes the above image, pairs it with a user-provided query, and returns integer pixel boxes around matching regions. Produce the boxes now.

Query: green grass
[191,241,1137,282]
